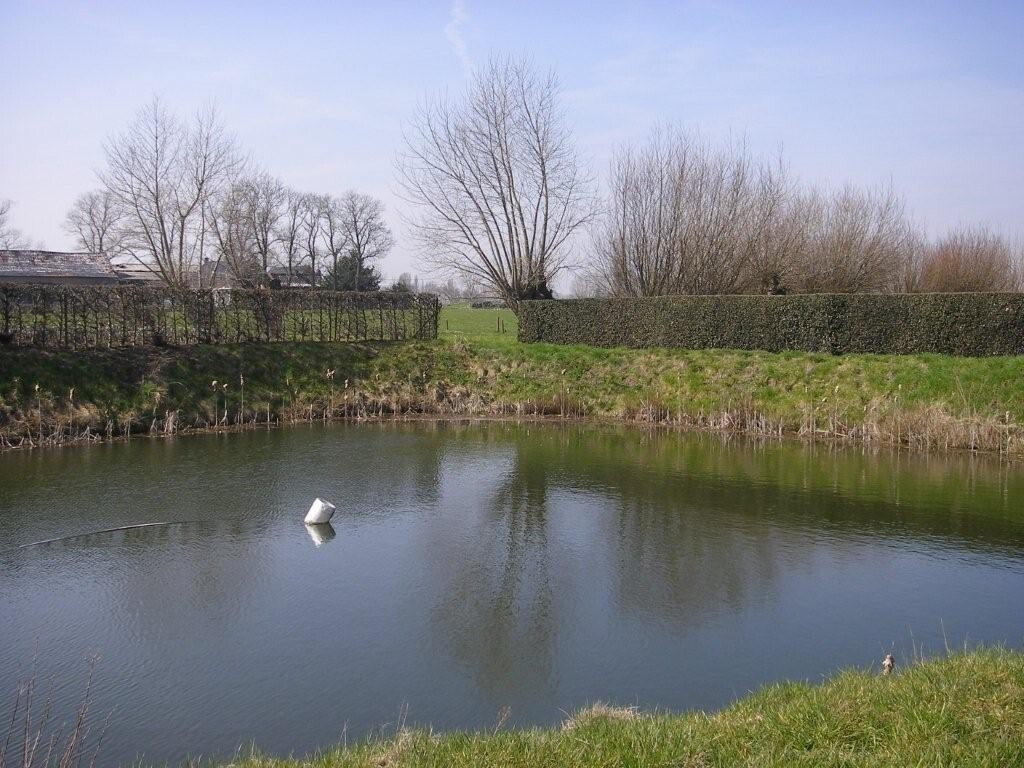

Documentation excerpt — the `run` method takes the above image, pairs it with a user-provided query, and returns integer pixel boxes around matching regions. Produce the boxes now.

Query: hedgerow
[518,294,1024,355]
[0,284,440,349]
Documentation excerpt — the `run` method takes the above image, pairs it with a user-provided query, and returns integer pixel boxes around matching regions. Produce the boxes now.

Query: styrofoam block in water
[304,498,336,524]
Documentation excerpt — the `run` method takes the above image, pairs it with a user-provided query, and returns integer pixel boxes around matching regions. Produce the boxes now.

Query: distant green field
[439,303,518,343]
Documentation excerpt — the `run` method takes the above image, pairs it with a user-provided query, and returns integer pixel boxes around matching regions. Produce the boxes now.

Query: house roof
[113,261,164,282]
[0,250,118,281]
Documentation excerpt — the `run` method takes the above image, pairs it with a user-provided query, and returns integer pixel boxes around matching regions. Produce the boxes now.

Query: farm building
[0,250,120,285]
[112,259,164,284]
[267,264,320,288]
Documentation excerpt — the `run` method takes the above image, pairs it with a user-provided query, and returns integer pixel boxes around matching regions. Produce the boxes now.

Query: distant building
[198,258,242,289]
[112,260,164,284]
[118,258,235,288]
[0,250,120,285]
[267,264,320,289]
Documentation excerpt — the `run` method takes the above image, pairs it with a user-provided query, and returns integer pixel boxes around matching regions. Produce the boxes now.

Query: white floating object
[304,498,336,524]
[305,522,336,547]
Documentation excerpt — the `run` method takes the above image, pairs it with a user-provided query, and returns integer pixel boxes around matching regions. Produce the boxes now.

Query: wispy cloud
[444,0,472,73]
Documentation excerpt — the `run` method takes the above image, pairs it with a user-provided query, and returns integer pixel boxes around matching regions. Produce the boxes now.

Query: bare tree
[209,181,260,286]
[914,225,1021,292]
[275,188,306,284]
[789,184,916,293]
[299,192,327,283]
[569,268,610,298]
[63,189,126,255]
[0,199,31,249]
[388,271,416,292]
[208,171,284,286]
[397,56,594,311]
[337,191,394,291]
[592,128,790,297]
[240,172,285,273]
[320,196,350,290]
[100,98,242,287]
[436,276,466,303]
[590,125,923,297]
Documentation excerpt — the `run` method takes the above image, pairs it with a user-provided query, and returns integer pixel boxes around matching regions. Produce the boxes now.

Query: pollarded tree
[913,225,1020,293]
[789,184,917,294]
[593,128,791,297]
[397,56,594,312]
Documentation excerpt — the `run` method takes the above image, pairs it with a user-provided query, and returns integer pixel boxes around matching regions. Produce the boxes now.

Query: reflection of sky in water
[1,423,1023,766]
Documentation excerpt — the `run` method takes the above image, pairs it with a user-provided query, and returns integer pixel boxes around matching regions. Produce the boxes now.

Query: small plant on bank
[1,661,109,768]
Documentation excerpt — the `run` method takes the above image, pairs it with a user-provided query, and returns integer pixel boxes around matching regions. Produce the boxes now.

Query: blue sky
[2,0,1022,276]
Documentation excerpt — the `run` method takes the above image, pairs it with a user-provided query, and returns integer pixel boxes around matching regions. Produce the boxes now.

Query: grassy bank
[220,649,1024,767]
[1,305,1022,453]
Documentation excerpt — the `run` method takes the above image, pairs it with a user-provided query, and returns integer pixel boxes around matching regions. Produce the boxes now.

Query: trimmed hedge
[518,294,1024,356]
[0,284,440,350]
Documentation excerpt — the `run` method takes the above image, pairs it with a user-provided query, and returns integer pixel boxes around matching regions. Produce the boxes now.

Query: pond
[2,423,1023,765]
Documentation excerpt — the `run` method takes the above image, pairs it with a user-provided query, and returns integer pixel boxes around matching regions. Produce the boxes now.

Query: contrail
[445,0,472,73]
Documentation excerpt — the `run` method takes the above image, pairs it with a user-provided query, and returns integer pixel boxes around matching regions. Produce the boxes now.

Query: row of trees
[585,127,1021,297]
[61,99,394,291]
[6,57,1021,306]
[394,57,1021,307]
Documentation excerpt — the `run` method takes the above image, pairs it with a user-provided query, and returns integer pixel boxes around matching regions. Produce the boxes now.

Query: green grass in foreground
[224,650,1024,767]
[1,306,1022,453]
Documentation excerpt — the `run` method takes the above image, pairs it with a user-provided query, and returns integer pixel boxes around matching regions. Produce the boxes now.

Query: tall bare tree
[209,181,260,286]
[100,98,242,288]
[398,56,594,311]
[240,172,285,273]
[299,192,327,283]
[275,188,307,284]
[320,196,350,290]
[0,199,31,249]
[63,189,126,255]
[337,191,393,291]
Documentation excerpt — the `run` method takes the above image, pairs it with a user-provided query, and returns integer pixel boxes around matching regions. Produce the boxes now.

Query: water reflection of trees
[536,425,1024,554]
[509,429,801,632]
[426,429,556,701]
[424,424,1024,688]
[608,489,791,628]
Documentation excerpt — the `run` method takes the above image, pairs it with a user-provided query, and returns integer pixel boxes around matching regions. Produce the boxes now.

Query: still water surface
[2,423,1023,765]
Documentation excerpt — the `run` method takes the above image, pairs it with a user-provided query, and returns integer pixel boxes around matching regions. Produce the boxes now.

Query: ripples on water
[1,423,1023,765]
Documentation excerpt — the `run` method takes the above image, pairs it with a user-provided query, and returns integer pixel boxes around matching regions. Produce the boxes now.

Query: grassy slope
[228,650,1024,768]
[1,305,1022,452]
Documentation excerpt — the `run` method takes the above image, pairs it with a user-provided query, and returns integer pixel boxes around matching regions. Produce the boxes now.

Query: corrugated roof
[113,261,164,281]
[0,250,118,280]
